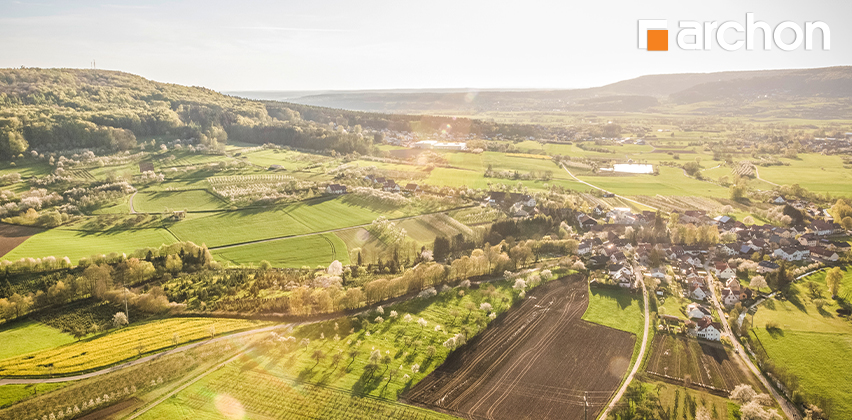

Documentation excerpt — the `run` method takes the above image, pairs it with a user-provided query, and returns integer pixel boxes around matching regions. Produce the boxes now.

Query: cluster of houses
[486,191,537,217]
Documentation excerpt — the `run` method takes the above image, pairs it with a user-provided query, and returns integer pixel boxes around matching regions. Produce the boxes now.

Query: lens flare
[214,393,246,419]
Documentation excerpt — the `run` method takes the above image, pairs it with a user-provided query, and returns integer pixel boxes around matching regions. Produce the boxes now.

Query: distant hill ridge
[229,67,852,118]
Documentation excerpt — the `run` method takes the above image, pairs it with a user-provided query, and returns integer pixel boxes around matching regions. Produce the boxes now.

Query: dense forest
[0,68,557,158]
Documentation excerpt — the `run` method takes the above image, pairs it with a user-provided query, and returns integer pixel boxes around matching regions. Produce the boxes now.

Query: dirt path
[704,264,800,420]
[560,163,659,211]
[128,191,138,214]
[600,264,650,419]
[754,167,781,187]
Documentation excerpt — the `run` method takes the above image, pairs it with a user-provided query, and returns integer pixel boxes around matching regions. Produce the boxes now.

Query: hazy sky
[0,0,850,91]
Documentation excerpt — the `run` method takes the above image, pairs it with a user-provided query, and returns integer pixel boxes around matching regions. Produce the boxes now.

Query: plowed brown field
[0,223,41,257]
[405,275,635,420]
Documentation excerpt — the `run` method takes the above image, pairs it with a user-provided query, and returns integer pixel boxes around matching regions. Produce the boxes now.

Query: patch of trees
[484,214,555,245]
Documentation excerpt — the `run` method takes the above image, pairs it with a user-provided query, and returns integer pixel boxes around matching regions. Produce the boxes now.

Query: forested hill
[0,68,548,159]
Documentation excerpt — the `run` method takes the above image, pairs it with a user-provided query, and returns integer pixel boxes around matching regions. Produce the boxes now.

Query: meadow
[582,286,645,337]
[168,196,415,248]
[4,224,178,262]
[132,189,228,213]
[0,318,267,377]
[213,233,350,268]
[0,321,76,360]
[749,267,852,418]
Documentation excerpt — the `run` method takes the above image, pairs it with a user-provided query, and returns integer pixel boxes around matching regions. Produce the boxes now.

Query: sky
[0,0,850,91]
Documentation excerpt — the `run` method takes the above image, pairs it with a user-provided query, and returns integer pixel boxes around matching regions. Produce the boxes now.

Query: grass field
[582,286,645,336]
[335,227,387,263]
[396,213,472,245]
[4,225,178,262]
[213,233,350,268]
[0,383,66,409]
[169,196,415,248]
[755,155,852,196]
[132,190,228,213]
[749,267,852,418]
[751,330,852,419]
[0,318,267,377]
[0,321,76,360]
[561,166,730,198]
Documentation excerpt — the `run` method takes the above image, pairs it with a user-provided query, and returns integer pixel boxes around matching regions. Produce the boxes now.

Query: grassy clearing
[132,190,228,213]
[4,225,177,262]
[335,227,386,263]
[0,321,76,360]
[213,233,350,268]
[397,213,472,245]
[0,318,267,377]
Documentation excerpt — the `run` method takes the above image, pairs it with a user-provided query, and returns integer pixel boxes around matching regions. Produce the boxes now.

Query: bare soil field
[645,334,760,394]
[405,275,635,420]
[0,223,42,257]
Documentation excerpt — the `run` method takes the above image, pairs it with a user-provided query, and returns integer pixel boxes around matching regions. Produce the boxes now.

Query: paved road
[600,263,650,419]
[703,268,801,420]
[560,163,659,211]
[0,324,288,385]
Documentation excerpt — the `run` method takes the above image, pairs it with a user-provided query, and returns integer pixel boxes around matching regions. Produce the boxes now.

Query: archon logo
[637,14,830,51]
[638,19,669,51]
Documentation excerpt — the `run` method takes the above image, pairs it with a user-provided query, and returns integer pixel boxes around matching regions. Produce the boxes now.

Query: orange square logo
[647,29,668,51]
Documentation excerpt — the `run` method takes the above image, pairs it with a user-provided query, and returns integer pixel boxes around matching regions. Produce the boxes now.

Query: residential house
[774,246,810,262]
[721,288,740,307]
[325,184,347,194]
[404,183,420,194]
[689,284,709,301]
[578,240,594,255]
[693,317,722,341]
[686,303,713,319]
[712,261,737,280]
[809,247,840,262]
[757,261,780,274]
[810,220,841,236]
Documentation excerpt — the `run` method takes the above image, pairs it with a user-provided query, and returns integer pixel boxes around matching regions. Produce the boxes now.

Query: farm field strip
[0,318,267,377]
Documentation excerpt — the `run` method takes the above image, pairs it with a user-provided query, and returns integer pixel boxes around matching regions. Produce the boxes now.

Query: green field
[169,196,414,248]
[132,189,228,213]
[0,321,76,360]
[4,225,178,262]
[0,318,266,377]
[213,233,350,268]
[582,287,645,336]
[751,330,852,419]
[749,267,852,418]
[756,155,852,196]
[0,383,66,409]
[562,166,730,198]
